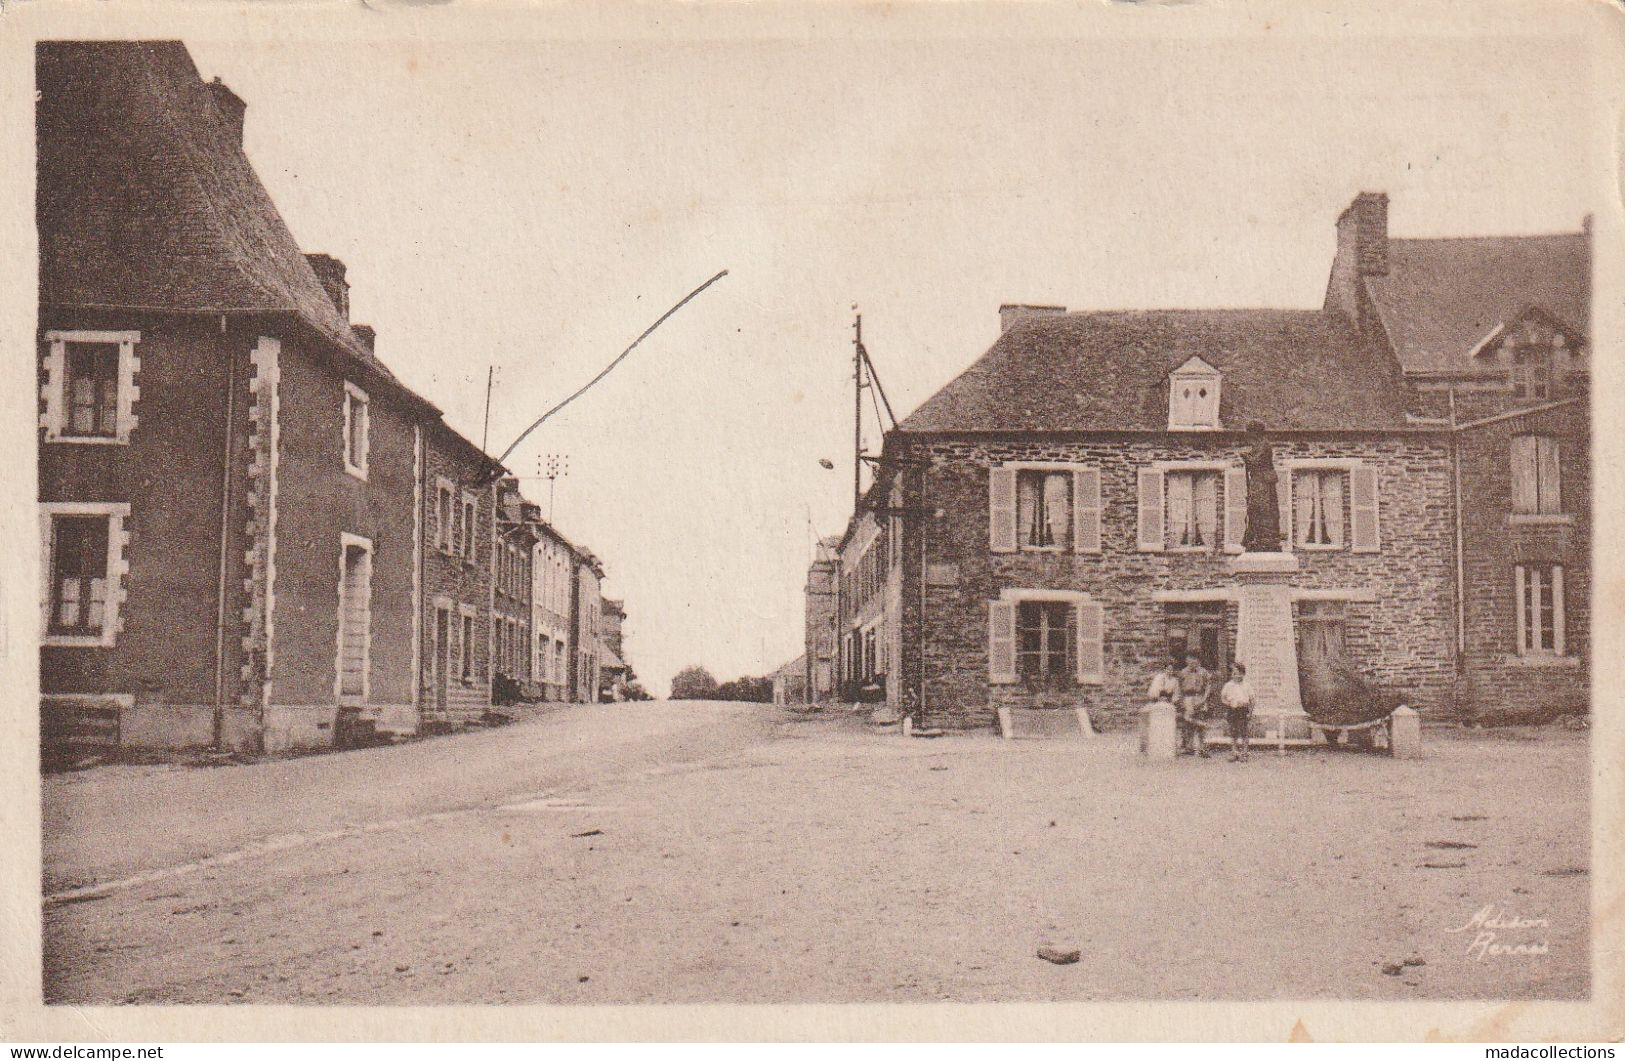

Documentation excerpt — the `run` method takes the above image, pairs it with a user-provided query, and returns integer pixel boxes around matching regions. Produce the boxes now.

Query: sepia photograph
[2,0,1620,1045]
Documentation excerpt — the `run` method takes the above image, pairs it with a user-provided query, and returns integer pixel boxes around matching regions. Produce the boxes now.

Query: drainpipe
[916,462,929,729]
[1449,386,1465,656]
[212,335,240,751]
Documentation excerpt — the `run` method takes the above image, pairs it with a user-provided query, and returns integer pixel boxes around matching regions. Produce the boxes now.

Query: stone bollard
[1389,704,1422,759]
[1140,701,1177,761]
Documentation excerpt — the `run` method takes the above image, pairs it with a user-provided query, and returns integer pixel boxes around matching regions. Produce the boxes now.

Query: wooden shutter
[1350,464,1379,553]
[1137,468,1165,552]
[989,466,1017,553]
[1537,437,1561,513]
[1514,564,1528,653]
[1552,564,1566,655]
[1075,599,1104,685]
[1511,436,1538,514]
[988,600,1017,683]
[1073,467,1101,554]
[1278,467,1294,551]
[1223,465,1247,551]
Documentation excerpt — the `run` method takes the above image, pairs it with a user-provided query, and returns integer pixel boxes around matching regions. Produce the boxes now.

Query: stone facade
[888,432,1457,732]
[419,425,497,727]
[573,558,604,703]
[532,528,576,702]
[1452,398,1589,721]
[803,538,840,702]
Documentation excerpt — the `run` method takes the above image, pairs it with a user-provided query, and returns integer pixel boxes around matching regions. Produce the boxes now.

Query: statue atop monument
[1241,421,1282,553]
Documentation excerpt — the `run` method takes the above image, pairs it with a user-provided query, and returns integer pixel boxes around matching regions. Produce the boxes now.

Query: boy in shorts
[1220,661,1256,762]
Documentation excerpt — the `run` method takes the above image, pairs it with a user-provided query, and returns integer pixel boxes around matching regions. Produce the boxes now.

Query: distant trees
[714,675,774,703]
[669,666,774,703]
[670,665,720,700]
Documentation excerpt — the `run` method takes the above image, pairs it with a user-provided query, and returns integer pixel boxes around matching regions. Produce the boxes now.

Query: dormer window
[1168,356,1221,430]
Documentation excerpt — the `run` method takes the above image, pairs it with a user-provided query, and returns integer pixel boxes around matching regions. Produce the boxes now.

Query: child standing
[1220,661,1256,762]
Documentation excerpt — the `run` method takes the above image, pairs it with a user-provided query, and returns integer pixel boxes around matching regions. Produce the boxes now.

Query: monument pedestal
[1216,551,1313,746]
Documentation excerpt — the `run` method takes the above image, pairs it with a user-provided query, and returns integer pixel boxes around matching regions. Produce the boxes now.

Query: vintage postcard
[0,0,1620,1044]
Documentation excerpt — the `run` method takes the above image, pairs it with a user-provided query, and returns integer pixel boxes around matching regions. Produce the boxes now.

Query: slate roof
[898,309,1410,433]
[36,41,409,394]
[1362,233,1590,375]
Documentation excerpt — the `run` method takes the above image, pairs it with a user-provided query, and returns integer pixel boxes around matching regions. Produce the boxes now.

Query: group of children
[1147,654,1256,762]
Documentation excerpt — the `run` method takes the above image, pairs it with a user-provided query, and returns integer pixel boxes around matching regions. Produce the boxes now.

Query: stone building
[490,478,537,701]
[419,424,501,730]
[531,524,577,702]
[1322,194,1590,722]
[803,536,841,703]
[37,41,449,752]
[572,552,605,702]
[599,598,631,700]
[870,307,1454,733]
[36,41,624,755]
[831,192,1589,732]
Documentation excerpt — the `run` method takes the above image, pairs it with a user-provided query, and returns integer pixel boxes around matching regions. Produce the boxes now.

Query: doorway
[1165,602,1229,677]
[337,537,372,704]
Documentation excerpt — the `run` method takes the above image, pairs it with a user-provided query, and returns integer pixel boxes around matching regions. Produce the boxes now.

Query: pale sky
[186,27,1595,695]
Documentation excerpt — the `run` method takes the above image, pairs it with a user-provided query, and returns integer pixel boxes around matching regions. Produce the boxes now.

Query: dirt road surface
[43,704,1589,1004]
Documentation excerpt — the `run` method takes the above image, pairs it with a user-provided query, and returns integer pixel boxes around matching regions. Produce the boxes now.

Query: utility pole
[480,365,494,453]
[853,310,863,511]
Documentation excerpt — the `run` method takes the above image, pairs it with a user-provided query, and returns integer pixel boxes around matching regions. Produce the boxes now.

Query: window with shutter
[1511,436,1561,515]
[1165,471,1219,550]
[1349,465,1379,552]
[1075,599,1104,684]
[1223,465,1247,552]
[1015,470,1073,550]
[989,466,1017,553]
[988,600,1017,683]
[1293,470,1346,547]
[1072,467,1101,554]
[1137,468,1165,551]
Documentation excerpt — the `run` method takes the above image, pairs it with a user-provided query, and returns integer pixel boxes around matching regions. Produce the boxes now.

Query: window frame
[40,502,130,648]
[458,605,478,683]
[1014,468,1075,553]
[461,492,479,564]
[435,479,456,553]
[1292,467,1347,550]
[1167,357,1222,431]
[1510,435,1562,516]
[41,330,141,445]
[342,380,370,480]
[1162,466,1222,553]
[1514,563,1566,657]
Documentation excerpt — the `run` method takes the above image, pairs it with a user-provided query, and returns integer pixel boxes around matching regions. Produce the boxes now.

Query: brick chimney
[1324,191,1389,324]
[305,254,350,322]
[351,324,376,351]
[999,304,1067,334]
[206,77,246,145]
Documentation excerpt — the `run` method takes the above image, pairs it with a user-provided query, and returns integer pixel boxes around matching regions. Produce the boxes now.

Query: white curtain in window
[1322,472,1343,545]
[1044,473,1070,548]
[1017,474,1042,546]
[1167,472,1193,546]
[1193,473,1217,547]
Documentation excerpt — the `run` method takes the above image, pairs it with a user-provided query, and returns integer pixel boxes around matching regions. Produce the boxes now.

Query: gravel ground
[42,705,1589,1004]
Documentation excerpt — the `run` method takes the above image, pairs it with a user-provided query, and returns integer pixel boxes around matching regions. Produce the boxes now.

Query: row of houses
[37,41,636,756]
[804,192,1590,732]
